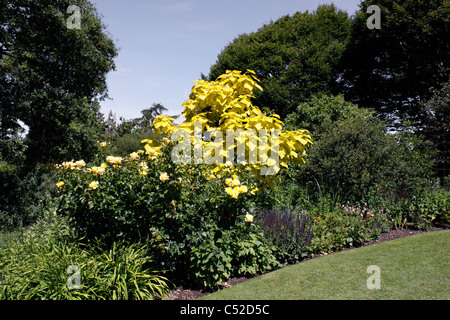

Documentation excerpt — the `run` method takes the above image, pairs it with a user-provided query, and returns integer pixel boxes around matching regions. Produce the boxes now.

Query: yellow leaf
[248,140,257,152]
[265,176,275,189]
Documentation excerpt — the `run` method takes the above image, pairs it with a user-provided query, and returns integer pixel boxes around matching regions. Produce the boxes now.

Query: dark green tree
[336,0,450,128]
[116,103,180,136]
[111,103,179,156]
[135,103,169,131]
[424,80,450,179]
[1,0,118,165]
[207,4,352,119]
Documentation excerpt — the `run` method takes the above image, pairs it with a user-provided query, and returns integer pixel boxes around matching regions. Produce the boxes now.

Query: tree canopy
[424,80,449,178]
[336,0,450,128]
[206,0,449,178]
[115,103,174,137]
[207,4,352,119]
[0,0,118,164]
[207,0,449,131]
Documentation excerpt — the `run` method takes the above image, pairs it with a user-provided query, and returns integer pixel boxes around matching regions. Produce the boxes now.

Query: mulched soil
[167,226,445,300]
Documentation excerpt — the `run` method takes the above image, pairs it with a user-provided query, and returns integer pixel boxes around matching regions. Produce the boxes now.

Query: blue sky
[92,0,361,122]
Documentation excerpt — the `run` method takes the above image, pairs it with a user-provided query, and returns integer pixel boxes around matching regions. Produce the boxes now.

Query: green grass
[202,230,450,300]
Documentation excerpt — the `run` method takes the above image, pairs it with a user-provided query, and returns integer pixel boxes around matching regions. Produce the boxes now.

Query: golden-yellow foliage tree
[142,70,312,189]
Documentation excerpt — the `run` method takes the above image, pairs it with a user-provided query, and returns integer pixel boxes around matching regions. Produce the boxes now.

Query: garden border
[168,226,445,300]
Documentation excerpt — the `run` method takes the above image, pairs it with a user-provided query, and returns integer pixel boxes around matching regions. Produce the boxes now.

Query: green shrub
[286,94,433,202]
[365,182,450,231]
[0,163,57,231]
[0,162,20,229]
[109,131,155,157]
[189,227,234,288]
[286,93,373,139]
[56,144,182,243]
[0,213,170,300]
[364,186,412,230]
[305,115,415,201]
[410,188,450,230]
[232,230,279,276]
[307,198,387,254]
[268,173,312,212]
[57,141,257,242]
[56,141,277,288]
[385,199,410,231]
[188,215,279,288]
[52,69,316,288]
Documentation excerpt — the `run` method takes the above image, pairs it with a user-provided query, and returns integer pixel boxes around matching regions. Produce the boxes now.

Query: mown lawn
[201,230,450,300]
